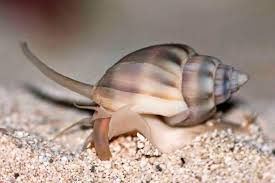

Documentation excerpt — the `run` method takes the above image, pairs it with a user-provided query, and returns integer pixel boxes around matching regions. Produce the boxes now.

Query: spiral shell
[92,44,248,126]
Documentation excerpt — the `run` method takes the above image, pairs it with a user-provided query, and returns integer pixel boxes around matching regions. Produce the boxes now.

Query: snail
[21,42,249,160]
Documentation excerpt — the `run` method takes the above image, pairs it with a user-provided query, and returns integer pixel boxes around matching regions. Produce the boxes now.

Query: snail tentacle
[82,132,94,151]
[53,117,93,139]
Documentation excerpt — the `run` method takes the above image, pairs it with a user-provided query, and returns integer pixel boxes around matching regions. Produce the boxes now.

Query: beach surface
[0,85,274,183]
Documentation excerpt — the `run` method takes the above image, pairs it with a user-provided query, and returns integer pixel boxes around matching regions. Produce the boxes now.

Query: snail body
[21,43,248,160]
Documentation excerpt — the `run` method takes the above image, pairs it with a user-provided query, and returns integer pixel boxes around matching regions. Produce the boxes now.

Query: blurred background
[0,0,274,127]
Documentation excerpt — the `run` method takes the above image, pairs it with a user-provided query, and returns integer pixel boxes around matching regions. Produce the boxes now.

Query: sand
[0,85,275,183]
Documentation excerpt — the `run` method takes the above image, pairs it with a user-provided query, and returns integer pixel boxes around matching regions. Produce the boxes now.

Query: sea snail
[21,43,249,160]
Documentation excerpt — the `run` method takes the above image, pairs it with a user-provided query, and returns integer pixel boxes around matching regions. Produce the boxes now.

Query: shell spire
[230,69,249,93]
[214,64,249,104]
[181,55,249,126]
[21,42,94,99]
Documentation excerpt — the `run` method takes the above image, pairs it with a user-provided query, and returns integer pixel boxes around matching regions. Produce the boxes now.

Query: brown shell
[92,44,196,117]
[180,56,221,126]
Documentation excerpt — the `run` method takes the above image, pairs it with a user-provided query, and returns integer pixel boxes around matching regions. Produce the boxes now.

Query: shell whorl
[213,64,249,104]
[181,56,220,126]
[93,44,196,116]
[181,55,249,126]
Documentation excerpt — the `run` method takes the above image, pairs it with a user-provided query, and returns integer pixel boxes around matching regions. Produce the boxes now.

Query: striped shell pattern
[92,44,248,126]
